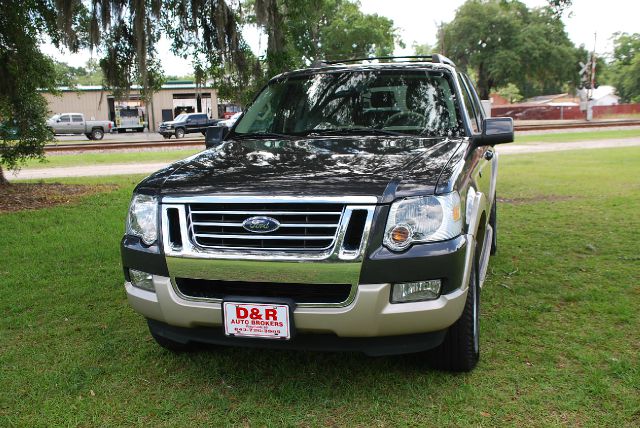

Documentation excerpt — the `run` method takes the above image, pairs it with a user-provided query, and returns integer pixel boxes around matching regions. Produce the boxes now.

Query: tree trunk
[477,62,490,100]
[0,164,9,186]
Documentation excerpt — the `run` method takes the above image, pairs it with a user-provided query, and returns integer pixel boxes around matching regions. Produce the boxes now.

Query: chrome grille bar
[194,234,336,240]
[189,210,342,215]
[191,221,338,228]
[186,201,345,251]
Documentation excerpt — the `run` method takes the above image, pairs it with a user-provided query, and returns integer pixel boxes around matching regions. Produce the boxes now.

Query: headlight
[383,192,462,251]
[126,194,158,245]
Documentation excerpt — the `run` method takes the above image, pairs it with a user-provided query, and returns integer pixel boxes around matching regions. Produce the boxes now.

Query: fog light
[129,269,154,292]
[391,280,441,303]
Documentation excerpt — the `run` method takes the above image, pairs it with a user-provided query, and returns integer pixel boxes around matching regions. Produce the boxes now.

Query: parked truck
[158,113,220,139]
[47,113,114,140]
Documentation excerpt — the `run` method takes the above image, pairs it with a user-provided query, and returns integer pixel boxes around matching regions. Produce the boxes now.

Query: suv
[122,55,513,372]
[158,113,219,139]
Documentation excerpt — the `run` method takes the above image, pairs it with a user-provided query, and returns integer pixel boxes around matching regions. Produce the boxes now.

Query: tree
[53,59,104,86]
[252,0,400,76]
[605,33,640,103]
[413,42,434,56]
[439,0,579,99]
[496,83,523,103]
[0,1,86,184]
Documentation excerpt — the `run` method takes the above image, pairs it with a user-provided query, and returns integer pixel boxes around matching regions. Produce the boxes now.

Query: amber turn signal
[390,225,411,244]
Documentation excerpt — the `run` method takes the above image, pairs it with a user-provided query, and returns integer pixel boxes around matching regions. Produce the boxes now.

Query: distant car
[158,113,220,139]
[46,113,114,140]
[217,112,242,128]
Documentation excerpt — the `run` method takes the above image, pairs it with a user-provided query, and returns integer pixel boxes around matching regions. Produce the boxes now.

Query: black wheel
[175,128,185,138]
[490,194,497,256]
[201,131,207,136]
[428,258,480,372]
[162,134,171,139]
[91,128,104,140]
[148,322,194,353]
[85,133,94,140]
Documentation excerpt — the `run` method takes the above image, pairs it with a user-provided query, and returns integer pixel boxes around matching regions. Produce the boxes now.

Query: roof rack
[323,55,456,67]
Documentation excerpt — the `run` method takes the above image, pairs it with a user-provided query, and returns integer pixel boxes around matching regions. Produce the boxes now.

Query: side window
[458,74,480,133]
[464,74,486,123]
[72,115,83,122]
[59,115,70,123]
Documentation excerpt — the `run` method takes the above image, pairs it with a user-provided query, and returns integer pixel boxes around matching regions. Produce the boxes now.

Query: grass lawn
[515,128,640,144]
[23,148,203,169]
[1,148,639,426]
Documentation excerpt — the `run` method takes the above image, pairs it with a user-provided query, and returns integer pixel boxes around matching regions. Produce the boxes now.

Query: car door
[54,114,72,133]
[465,74,496,203]
[459,74,493,210]
[194,114,206,131]
[71,114,85,133]
[185,115,197,133]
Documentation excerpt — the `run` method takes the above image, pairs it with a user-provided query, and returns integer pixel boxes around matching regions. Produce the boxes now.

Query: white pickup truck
[47,113,114,140]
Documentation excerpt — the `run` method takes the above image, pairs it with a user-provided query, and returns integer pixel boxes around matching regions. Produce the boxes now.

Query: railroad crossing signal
[579,53,597,90]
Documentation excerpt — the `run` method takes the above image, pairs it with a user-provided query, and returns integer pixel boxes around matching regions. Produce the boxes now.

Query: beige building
[43,82,219,132]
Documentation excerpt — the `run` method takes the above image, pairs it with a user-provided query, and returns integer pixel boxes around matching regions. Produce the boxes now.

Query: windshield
[234,70,464,137]
[174,114,188,122]
[49,115,60,121]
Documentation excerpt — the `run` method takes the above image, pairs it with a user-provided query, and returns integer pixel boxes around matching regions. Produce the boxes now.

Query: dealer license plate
[223,302,291,340]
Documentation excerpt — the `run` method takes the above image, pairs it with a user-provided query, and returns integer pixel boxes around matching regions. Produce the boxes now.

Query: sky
[41,0,639,77]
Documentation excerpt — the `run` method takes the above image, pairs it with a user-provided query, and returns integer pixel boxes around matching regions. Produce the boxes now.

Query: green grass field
[23,148,203,169]
[515,128,640,143]
[1,148,639,426]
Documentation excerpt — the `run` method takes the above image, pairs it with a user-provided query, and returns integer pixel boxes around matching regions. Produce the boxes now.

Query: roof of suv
[272,55,458,80]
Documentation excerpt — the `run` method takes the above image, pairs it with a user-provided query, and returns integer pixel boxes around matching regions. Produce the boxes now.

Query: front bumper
[126,274,468,338]
[122,196,475,350]
[124,233,472,340]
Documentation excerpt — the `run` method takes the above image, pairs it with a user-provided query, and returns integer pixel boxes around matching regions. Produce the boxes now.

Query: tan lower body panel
[126,276,468,337]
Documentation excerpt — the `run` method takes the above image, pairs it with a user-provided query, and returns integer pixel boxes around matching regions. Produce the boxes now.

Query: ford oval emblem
[242,216,281,234]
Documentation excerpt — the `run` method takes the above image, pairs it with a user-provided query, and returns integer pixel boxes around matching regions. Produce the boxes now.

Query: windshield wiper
[231,131,295,140]
[300,128,411,137]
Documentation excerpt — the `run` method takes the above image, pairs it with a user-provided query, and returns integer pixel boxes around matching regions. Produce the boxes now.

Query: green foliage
[441,0,580,99]
[0,1,67,181]
[605,33,640,103]
[251,0,400,74]
[546,0,572,16]
[497,83,523,103]
[412,42,434,56]
[54,59,104,86]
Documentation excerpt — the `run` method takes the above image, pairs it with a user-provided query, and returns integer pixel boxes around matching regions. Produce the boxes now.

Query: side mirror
[205,126,229,148]
[186,118,192,123]
[475,117,514,146]
[56,119,61,123]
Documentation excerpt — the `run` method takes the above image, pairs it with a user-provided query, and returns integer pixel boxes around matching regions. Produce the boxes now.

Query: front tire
[175,128,185,139]
[91,128,104,140]
[428,258,480,372]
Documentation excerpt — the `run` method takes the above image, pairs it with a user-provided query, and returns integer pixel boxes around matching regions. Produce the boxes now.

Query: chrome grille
[187,203,344,250]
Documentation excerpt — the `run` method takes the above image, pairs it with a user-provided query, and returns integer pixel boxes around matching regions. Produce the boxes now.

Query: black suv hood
[137,136,465,202]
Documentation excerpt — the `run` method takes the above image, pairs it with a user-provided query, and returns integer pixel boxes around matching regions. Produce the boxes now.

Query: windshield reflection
[234,70,464,138]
